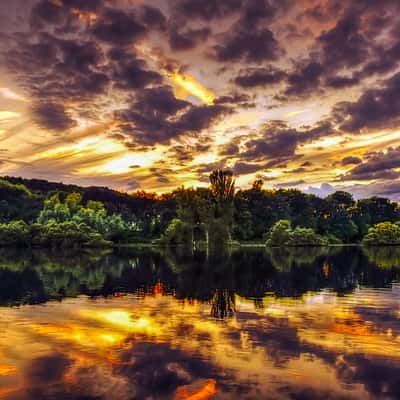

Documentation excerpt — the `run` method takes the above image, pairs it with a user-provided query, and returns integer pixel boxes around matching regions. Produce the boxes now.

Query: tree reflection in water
[0,246,399,310]
[210,289,235,319]
[1,246,400,399]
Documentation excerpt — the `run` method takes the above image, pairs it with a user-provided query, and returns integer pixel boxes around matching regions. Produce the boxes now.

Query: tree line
[0,172,400,248]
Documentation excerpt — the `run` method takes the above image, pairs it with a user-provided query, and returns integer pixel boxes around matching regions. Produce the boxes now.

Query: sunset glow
[0,0,399,198]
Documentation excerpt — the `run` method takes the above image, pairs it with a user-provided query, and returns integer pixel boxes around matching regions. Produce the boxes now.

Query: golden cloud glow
[0,87,26,102]
[92,150,162,174]
[285,110,307,118]
[170,72,215,105]
[0,364,17,376]
[80,309,161,335]
[0,111,20,121]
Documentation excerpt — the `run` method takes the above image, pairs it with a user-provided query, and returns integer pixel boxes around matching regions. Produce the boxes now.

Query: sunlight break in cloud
[169,72,215,105]
[0,87,26,102]
[0,111,20,121]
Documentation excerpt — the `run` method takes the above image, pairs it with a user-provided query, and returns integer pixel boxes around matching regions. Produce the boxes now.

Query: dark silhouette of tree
[210,289,235,318]
[209,170,235,242]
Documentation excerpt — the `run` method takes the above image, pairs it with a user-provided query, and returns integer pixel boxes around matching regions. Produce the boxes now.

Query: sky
[0,0,399,199]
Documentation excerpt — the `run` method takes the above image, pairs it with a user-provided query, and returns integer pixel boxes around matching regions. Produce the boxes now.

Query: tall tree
[209,170,235,242]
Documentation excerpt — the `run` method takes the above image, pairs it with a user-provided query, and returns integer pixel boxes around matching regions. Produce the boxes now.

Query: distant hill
[1,176,171,222]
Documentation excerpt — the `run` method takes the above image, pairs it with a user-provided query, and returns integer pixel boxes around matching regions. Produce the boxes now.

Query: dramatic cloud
[117,86,230,145]
[340,147,400,181]
[213,27,280,62]
[173,0,242,20]
[91,8,147,46]
[341,156,362,166]
[333,73,400,133]
[240,120,333,163]
[169,26,211,51]
[317,15,369,72]
[0,0,400,195]
[32,102,76,131]
[234,67,286,88]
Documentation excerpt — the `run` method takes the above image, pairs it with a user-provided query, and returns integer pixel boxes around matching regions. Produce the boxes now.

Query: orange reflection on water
[0,364,16,376]
[0,287,399,399]
[175,379,217,400]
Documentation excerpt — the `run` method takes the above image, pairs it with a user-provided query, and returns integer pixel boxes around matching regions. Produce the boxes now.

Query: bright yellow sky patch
[34,136,124,161]
[170,72,215,105]
[90,146,164,174]
[0,111,20,121]
[285,110,307,118]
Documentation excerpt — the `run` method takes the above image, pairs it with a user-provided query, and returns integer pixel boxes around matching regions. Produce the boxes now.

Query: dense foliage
[265,220,328,247]
[0,189,136,247]
[362,222,400,246]
[0,174,399,247]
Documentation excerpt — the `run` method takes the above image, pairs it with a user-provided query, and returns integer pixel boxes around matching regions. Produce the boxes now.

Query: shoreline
[3,242,400,250]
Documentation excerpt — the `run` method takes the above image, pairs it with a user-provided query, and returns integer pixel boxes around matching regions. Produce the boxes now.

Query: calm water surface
[0,247,400,400]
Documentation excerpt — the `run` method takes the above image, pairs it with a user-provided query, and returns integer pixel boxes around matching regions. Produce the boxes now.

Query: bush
[266,220,291,247]
[31,221,109,248]
[362,221,400,246]
[160,218,192,246]
[286,226,328,246]
[266,220,328,247]
[0,220,31,246]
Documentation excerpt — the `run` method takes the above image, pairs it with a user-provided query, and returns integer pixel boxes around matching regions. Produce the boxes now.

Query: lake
[0,246,400,400]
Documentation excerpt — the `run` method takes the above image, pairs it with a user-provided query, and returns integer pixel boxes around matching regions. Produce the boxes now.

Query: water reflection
[0,247,399,399]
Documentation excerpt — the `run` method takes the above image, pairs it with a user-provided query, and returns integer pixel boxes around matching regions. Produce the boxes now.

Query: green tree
[209,170,235,241]
[362,222,400,245]
[266,219,292,247]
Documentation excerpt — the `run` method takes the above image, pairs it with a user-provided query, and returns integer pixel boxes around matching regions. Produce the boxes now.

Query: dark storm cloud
[3,0,400,172]
[61,0,102,11]
[6,33,110,105]
[169,26,211,51]
[317,15,369,71]
[32,102,76,131]
[215,93,254,108]
[284,61,323,97]
[340,147,400,181]
[91,8,147,46]
[117,87,230,145]
[133,86,190,116]
[175,103,230,132]
[213,27,280,63]
[173,0,242,20]
[3,2,172,136]
[109,48,163,90]
[139,5,167,31]
[325,75,360,89]
[56,39,103,71]
[282,1,400,98]
[210,0,289,62]
[234,66,286,88]
[219,142,240,156]
[30,0,68,28]
[27,354,73,384]
[341,156,362,166]
[233,162,263,175]
[242,120,332,161]
[333,72,400,133]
